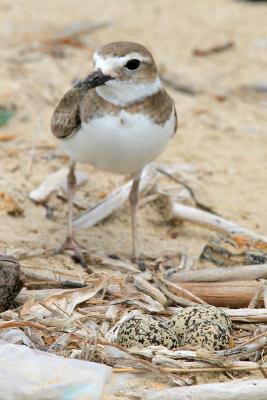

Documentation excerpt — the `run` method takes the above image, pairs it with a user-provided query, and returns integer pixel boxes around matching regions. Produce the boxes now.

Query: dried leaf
[0,192,24,216]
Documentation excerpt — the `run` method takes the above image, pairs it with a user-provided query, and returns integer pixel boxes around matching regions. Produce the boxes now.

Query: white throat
[96,77,161,106]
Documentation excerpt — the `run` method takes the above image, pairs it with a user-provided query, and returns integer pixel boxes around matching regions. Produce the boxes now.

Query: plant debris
[193,41,234,57]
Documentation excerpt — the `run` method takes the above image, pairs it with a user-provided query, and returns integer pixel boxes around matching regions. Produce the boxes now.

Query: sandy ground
[0,0,267,394]
[1,0,267,261]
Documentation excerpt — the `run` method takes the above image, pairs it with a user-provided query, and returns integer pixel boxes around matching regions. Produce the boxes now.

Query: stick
[159,277,206,305]
[133,275,168,305]
[170,201,267,243]
[154,278,195,307]
[129,334,267,365]
[0,320,50,331]
[74,167,157,228]
[223,308,267,322]
[170,264,267,282]
[24,280,85,288]
[156,166,215,213]
[193,41,234,57]
[167,280,265,308]
[114,363,267,374]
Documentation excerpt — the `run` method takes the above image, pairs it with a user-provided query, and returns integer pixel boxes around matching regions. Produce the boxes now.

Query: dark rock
[0,255,23,312]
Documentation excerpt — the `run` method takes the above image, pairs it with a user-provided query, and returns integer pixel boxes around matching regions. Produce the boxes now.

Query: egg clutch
[116,304,233,351]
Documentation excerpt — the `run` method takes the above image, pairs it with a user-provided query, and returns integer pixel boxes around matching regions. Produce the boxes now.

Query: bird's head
[92,41,161,106]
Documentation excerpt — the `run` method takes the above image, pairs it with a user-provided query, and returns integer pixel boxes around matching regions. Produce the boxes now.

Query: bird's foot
[131,256,146,271]
[56,235,87,268]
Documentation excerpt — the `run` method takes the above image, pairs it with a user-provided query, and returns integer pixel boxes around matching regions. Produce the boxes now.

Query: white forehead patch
[93,51,151,71]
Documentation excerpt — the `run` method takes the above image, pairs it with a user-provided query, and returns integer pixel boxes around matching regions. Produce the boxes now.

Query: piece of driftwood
[223,308,267,323]
[151,358,264,373]
[168,280,265,308]
[170,264,267,282]
[114,360,263,373]
[74,167,156,228]
[133,275,168,305]
[139,379,267,400]
[169,201,267,243]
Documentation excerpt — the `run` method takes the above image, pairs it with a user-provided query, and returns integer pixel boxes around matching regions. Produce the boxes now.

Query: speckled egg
[167,304,232,337]
[116,314,181,349]
[181,321,230,350]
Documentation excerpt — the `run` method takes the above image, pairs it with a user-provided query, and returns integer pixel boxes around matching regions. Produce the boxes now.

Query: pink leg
[129,176,141,262]
[56,163,87,267]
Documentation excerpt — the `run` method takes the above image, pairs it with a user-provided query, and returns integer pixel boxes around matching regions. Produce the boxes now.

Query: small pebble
[117,314,181,349]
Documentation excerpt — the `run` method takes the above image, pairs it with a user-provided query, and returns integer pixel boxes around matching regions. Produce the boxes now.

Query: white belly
[60,109,175,175]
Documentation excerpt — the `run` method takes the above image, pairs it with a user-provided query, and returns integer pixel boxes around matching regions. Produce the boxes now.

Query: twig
[129,333,267,365]
[133,275,168,305]
[223,308,267,323]
[248,282,265,308]
[193,41,234,57]
[86,253,139,273]
[114,363,267,374]
[25,280,85,288]
[52,303,95,337]
[74,166,157,228]
[169,201,267,243]
[170,264,267,283]
[156,167,216,213]
[0,320,50,331]
[154,277,195,307]
[159,276,206,305]
[235,330,267,348]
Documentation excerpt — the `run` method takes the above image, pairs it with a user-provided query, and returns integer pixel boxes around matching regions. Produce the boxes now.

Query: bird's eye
[125,59,141,70]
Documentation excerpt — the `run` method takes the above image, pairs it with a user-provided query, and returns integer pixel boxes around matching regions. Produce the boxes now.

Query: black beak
[74,69,113,91]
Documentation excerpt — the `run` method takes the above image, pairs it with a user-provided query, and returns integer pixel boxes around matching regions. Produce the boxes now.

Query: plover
[51,41,177,266]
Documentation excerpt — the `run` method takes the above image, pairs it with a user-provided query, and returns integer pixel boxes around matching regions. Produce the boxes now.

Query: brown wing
[51,71,113,139]
[51,87,83,139]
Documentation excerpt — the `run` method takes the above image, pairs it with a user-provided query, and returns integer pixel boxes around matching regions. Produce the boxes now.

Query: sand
[1,0,267,396]
[0,0,267,303]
